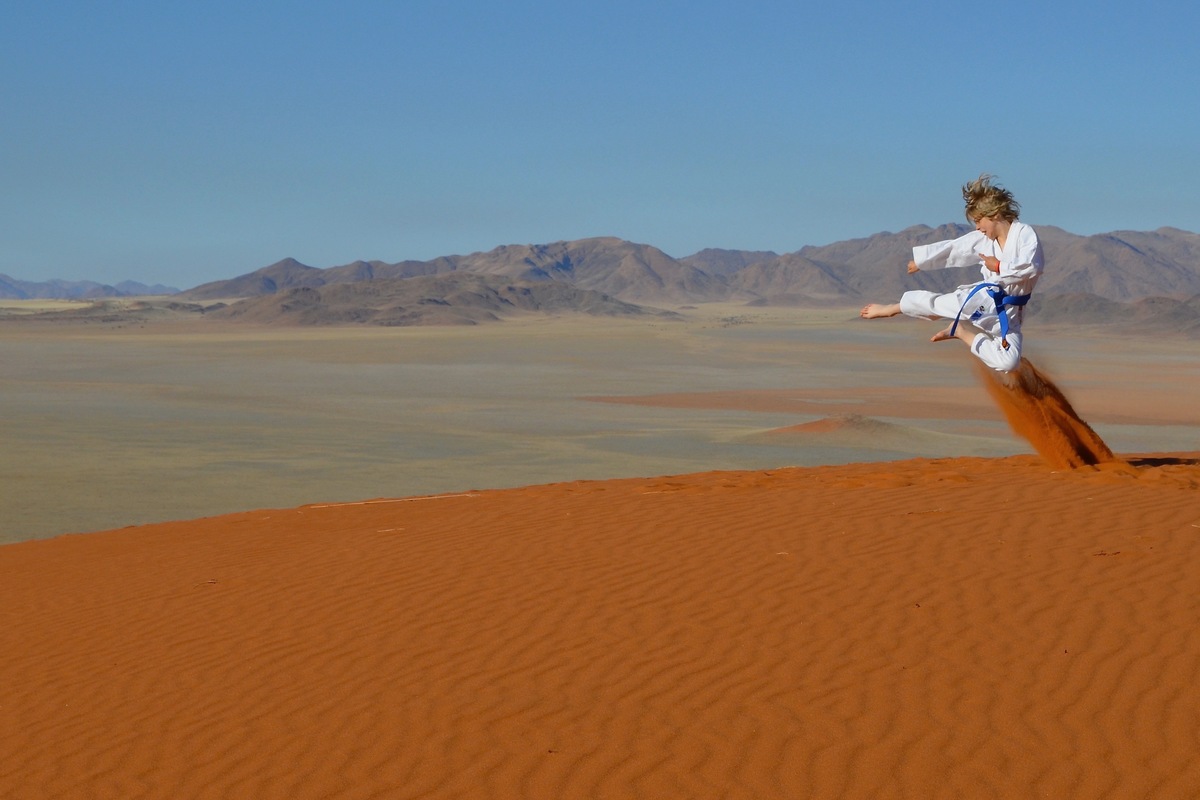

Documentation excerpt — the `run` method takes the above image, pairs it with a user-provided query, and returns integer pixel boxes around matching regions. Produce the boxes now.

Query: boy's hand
[906,260,920,274]
[980,255,1000,272]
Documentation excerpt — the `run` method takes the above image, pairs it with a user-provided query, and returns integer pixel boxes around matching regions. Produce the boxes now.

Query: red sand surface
[3,454,1199,799]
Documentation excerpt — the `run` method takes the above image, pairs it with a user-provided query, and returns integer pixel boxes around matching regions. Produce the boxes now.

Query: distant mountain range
[181,225,1200,309]
[7,226,1198,332]
[0,275,178,300]
[207,273,676,326]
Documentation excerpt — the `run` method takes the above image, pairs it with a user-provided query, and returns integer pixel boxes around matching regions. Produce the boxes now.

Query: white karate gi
[899,221,1044,372]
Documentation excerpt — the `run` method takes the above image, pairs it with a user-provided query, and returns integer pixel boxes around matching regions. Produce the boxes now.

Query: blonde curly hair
[963,174,1020,222]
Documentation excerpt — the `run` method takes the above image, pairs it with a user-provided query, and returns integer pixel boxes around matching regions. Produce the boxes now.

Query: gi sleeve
[911,231,988,271]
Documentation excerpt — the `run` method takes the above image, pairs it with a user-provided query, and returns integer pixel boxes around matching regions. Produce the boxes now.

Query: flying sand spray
[973,358,1117,470]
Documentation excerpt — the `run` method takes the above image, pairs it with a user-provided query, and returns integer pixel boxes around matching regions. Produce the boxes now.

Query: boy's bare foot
[860,303,901,319]
[931,323,975,344]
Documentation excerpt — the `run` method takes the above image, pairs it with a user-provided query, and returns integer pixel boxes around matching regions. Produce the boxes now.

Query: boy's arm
[911,231,987,271]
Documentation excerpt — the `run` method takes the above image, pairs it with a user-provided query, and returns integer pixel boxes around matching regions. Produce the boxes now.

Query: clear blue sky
[3,0,1197,288]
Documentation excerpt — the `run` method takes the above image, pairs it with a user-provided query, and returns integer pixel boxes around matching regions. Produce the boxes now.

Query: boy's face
[974,214,1004,240]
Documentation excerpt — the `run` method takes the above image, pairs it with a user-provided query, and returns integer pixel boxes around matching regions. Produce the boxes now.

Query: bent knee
[972,334,1022,372]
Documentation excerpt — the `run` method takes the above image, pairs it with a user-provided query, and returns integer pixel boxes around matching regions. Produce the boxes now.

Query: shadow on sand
[1122,455,1200,468]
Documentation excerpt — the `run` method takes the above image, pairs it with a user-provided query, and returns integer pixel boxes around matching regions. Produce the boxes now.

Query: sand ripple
[3,455,1199,798]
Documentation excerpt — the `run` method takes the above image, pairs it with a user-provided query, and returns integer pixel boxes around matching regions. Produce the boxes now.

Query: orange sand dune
[3,455,1200,799]
[771,413,898,436]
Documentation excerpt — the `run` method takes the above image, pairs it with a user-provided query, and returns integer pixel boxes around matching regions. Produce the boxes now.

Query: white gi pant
[900,285,1023,373]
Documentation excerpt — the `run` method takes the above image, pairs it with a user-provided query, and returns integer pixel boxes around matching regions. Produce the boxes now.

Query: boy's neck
[995,220,1013,249]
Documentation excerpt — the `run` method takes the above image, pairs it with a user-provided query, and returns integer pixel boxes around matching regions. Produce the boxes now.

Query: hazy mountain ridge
[10,226,1198,332]
[180,226,1200,310]
[1026,292,1200,337]
[679,248,780,277]
[186,237,726,305]
[0,274,178,299]
[207,273,676,326]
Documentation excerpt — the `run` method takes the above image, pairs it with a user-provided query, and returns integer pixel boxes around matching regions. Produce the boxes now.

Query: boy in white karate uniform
[860,175,1043,372]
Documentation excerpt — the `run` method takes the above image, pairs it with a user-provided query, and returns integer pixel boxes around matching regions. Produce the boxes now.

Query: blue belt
[948,282,1031,350]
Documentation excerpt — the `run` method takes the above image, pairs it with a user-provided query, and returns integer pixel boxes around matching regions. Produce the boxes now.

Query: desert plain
[2,303,1199,799]
[3,304,1195,543]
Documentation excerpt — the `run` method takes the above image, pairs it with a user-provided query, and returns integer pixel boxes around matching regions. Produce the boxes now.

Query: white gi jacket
[911,221,1043,296]
[901,221,1044,372]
